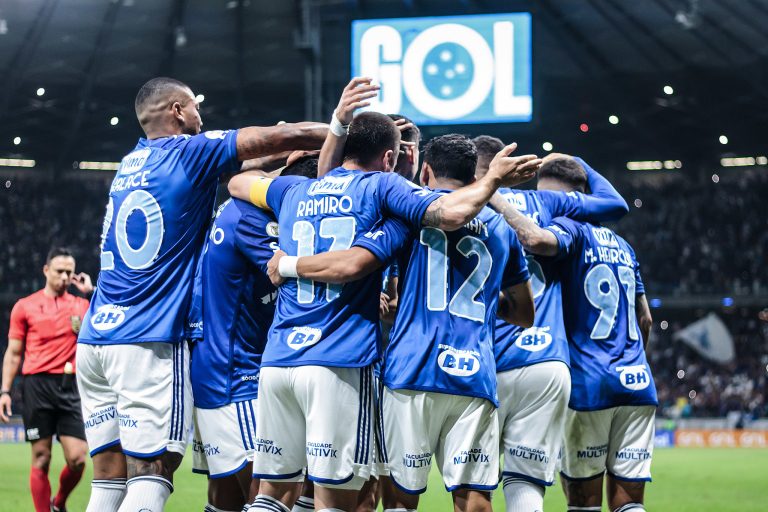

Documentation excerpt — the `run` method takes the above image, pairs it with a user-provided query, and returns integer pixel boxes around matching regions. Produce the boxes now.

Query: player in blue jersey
[227,102,541,512]
[75,77,327,512]
[476,139,630,512]
[490,168,655,512]
[265,134,536,512]
[190,156,320,512]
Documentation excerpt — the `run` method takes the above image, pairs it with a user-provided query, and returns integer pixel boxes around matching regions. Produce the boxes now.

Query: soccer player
[491,179,656,512]
[75,76,327,512]
[1,247,92,512]
[266,133,536,512]
[387,114,420,181]
[477,142,630,512]
[190,155,319,512]
[227,107,540,512]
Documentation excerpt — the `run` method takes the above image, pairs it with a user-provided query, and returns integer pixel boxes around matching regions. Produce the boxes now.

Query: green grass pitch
[0,444,766,511]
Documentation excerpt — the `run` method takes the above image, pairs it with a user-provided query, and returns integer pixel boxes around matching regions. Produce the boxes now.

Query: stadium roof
[0,0,766,168]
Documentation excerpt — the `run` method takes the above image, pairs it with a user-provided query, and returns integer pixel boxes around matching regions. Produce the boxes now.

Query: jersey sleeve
[261,175,307,216]
[233,203,279,274]
[178,130,240,187]
[8,301,28,341]
[535,157,628,223]
[378,173,440,227]
[352,217,412,265]
[545,216,583,259]
[501,227,531,288]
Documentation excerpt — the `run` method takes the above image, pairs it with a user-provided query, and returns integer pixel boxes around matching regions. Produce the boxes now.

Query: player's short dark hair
[472,135,504,165]
[343,112,400,168]
[388,114,420,143]
[423,134,477,185]
[539,157,587,192]
[134,77,191,118]
[281,155,318,179]
[46,247,74,264]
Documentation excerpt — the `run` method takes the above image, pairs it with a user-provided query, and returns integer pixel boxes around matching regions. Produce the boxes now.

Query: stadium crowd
[1,160,766,421]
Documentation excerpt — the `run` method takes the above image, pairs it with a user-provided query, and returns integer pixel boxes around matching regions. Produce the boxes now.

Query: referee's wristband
[0,390,10,396]
[330,111,349,137]
[278,256,299,278]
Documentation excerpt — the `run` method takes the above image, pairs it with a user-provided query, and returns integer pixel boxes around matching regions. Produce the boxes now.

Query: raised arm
[421,143,542,231]
[489,192,559,256]
[498,281,535,327]
[577,157,629,221]
[636,294,653,350]
[236,122,328,162]
[267,248,384,287]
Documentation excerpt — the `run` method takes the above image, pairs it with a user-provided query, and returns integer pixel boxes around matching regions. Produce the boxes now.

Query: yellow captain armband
[248,177,273,210]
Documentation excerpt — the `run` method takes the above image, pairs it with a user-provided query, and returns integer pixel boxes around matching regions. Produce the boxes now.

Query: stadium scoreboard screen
[351,13,532,125]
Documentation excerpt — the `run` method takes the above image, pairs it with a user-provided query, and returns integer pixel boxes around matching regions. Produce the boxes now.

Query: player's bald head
[134,77,195,130]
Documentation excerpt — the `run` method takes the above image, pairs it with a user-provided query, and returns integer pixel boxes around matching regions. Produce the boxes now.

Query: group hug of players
[73,76,657,512]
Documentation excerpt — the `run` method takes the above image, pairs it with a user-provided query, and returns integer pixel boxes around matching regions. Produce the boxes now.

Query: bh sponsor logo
[615,447,651,461]
[193,439,221,456]
[254,438,283,456]
[616,364,651,391]
[453,448,490,465]
[437,344,480,377]
[90,304,129,331]
[514,326,553,352]
[577,444,608,459]
[307,175,354,196]
[403,452,432,468]
[287,327,322,350]
[306,442,338,458]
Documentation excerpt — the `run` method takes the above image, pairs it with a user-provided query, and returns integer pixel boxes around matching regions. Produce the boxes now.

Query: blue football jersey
[191,199,279,408]
[493,161,628,373]
[547,218,658,411]
[360,196,529,406]
[79,131,239,344]
[262,167,439,368]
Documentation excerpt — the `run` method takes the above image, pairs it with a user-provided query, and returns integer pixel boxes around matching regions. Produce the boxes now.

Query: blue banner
[352,13,532,125]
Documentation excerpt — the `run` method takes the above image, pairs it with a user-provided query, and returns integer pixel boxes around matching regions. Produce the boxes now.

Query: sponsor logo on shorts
[26,428,40,440]
[616,364,651,391]
[306,442,338,458]
[508,444,549,463]
[287,327,322,350]
[615,447,651,461]
[90,304,129,331]
[403,452,432,468]
[452,448,490,465]
[514,326,553,352]
[254,438,283,456]
[118,413,138,428]
[437,344,480,377]
[577,444,608,459]
[193,439,221,456]
[266,222,279,237]
[84,406,117,429]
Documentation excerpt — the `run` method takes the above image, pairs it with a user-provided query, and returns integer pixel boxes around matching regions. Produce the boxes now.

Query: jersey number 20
[420,227,492,323]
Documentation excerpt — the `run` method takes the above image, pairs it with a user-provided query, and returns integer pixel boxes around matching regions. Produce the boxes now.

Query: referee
[1,247,92,512]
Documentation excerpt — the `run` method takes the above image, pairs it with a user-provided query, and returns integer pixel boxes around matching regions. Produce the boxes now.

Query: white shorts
[192,399,258,478]
[561,405,656,482]
[76,342,192,458]
[252,365,374,490]
[382,387,499,494]
[497,361,571,486]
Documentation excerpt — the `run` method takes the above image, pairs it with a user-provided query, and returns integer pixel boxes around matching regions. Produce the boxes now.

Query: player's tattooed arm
[236,122,328,162]
[421,143,542,231]
[489,193,559,257]
[636,294,653,349]
[267,248,384,287]
[498,281,535,327]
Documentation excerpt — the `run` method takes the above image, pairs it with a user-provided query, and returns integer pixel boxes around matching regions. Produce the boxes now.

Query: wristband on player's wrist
[278,256,299,278]
[330,111,349,137]
[0,390,10,396]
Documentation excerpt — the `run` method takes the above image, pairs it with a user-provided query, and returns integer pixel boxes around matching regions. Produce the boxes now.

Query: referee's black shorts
[21,373,85,442]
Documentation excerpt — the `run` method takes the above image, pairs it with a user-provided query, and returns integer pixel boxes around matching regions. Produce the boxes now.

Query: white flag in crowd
[673,312,735,364]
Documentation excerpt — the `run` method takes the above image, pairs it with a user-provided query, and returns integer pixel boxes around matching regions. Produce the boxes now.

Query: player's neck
[341,159,377,173]
[430,177,465,191]
[43,285,66,298]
